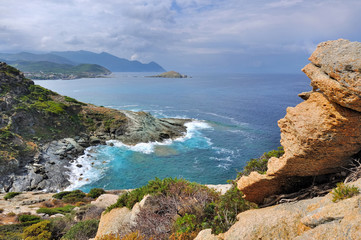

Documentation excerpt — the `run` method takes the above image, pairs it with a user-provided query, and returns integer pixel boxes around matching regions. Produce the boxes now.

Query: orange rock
[237,39,361,204]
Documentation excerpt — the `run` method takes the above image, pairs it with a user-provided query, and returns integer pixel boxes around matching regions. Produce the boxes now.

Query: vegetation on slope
[237,146,284,178]
[106,177,256,239]
[0,63,127,164]
[9,60,111,79]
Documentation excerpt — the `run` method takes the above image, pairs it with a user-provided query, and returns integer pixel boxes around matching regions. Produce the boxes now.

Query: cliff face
[0,62,188,192]
[237,39,361,204]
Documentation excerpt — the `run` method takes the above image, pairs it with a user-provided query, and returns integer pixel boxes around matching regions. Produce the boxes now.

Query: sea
[34,72,311,192]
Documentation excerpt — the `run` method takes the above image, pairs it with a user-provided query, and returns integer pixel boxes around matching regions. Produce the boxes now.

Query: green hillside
[9,61,111,80]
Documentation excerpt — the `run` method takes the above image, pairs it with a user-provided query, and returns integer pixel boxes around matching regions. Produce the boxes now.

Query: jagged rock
[95,207,132,239]
[237,40,361,204]
[220,179,361,240]
[304,39,361,111]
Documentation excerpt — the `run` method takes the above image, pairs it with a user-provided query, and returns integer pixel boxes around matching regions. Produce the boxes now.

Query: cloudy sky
[1,0,361,73]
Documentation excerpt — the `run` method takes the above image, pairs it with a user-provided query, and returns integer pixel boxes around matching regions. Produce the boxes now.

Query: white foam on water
[106,138,174,154]
[106,120,213,154]
[65,120,213,190]
[64,147,110,191]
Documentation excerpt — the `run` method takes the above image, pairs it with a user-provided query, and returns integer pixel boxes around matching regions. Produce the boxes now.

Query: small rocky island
[149,70,188,78]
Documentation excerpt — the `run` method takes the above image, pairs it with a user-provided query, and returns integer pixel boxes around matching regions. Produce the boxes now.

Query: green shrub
[332,182,360,202]
[107,178,181,212]
[0,223,24,240]
[4,192,21,200]
[53,190,86,203]
[88,188,106,199]
[64,96,87,105]
[202,185,257,234]
[36,205,75,215]
[237,147,284,178]
[23,220,52,240]
[18,215,41,223]
[62,219,99,240]
[174,214,197,234]
[48,214,75,240]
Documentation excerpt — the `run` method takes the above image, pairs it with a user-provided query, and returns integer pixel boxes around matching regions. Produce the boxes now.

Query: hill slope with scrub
[0,62,188,192]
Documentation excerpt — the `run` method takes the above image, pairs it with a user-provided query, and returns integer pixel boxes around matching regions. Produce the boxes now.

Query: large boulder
[237,39,361,203]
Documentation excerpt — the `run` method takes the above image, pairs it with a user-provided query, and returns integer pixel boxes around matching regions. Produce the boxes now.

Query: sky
[1,0,361,73]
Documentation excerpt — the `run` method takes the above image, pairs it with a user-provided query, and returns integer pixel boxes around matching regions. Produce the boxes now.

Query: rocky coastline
[0,62,190,192]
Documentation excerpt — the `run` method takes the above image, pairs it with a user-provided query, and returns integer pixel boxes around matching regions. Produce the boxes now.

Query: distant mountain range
[0,51,165,73]
[52,50,165,72]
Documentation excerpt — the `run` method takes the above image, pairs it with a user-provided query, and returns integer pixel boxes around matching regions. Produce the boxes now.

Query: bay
[34,72,310,191]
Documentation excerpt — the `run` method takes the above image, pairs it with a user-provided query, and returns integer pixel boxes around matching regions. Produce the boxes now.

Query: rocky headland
[237,39,361,204]
[0,62,189,192]
[1,39,361,240]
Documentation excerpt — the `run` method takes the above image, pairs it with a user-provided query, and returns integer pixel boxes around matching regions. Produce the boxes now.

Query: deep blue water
[34,72,310,191]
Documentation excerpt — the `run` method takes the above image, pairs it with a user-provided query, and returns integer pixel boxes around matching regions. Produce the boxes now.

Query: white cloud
[0,0,360,71]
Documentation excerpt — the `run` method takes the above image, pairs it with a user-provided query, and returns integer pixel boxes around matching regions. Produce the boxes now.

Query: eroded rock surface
[210,179,361,240]
[238,39,361,203]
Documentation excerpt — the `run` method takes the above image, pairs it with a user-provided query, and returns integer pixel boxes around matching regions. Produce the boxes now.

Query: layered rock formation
[0,62,188,192]
[238,39,361,203]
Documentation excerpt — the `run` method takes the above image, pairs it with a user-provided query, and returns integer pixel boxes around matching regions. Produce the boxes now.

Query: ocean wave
[64,147,109,191]
[210,156,233,162]
[65,120,213,190]
[212,146,235,155]
[106,120,213,154]
[196,110,247,127]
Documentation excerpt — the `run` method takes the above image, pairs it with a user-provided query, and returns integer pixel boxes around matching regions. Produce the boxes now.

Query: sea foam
[65,120,212,190]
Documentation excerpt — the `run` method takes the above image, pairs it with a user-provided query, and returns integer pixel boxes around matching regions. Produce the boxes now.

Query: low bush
[201,185,257,234]
[36,205,75,215]
[18,215,41,223]
[7,212,16,217]
[48,214,75,240]
[61,219,99,240]
[0,223,24,240]
[332,182,360,202]
[23,220,52,240]
[64,96,87,105]
[99,231,145,240]
[107,177,214,212]
[169,231,199,240]
[237,147,284,178]
[53,190,86,203]
[173,214,197,234]
[4,192,21,200]
[134,178,218,239]
[88,188,106,199]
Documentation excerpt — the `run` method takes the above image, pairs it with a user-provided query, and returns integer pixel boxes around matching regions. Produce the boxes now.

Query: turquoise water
[35,72,310,191]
